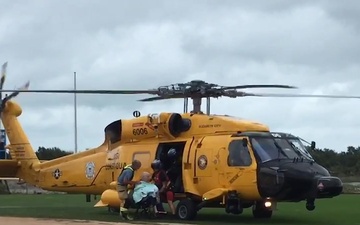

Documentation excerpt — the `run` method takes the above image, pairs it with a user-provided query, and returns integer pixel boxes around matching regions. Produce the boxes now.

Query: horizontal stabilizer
[0,160,19,177]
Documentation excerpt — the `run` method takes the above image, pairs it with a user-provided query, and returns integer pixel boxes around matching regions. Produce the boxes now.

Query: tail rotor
[0,62,30,113]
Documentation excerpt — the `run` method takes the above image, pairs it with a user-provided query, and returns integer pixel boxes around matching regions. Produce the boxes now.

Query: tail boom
[0,101,40,182]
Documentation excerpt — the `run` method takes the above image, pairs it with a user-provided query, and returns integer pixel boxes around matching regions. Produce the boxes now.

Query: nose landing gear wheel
[176,199,197,220]
[252,201,273,219]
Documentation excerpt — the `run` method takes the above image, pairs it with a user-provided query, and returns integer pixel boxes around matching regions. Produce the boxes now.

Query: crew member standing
[117,160,142,220]
[151,159,176,215]
[167,148,183,192]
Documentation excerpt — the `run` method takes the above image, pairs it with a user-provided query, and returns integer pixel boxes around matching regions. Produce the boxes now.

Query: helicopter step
[201,188,247,215]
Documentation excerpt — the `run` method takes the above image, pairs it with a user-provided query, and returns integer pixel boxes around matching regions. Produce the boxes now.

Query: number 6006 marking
[132,128,148,135]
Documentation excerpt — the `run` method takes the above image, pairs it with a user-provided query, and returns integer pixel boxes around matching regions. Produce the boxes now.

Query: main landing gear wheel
[252,201,273,219]
[176,199,197,220]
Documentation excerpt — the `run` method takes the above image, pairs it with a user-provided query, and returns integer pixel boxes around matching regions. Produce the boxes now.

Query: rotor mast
[183,96,211,115]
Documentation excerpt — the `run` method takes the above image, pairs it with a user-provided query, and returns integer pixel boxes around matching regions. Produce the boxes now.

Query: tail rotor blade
[3,81,31,102]
[1,62,8,101]
[1,62,7,89]
[19,80,30,91]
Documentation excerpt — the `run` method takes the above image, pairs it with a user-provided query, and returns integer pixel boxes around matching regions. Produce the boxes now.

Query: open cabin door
[155,141,187,193]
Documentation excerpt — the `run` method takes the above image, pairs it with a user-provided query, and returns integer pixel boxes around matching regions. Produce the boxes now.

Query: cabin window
[132,152,151,168]
[227,140,252,167]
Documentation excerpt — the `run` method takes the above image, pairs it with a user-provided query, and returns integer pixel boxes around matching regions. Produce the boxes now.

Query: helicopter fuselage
[93,114,343,212]
[0,102,343,219]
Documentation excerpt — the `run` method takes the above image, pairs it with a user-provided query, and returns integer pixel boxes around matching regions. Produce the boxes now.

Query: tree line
[35,146,73,160]
[308,146,360,177]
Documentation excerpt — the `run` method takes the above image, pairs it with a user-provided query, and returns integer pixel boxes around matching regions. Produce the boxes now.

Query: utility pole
[74,72,78,154]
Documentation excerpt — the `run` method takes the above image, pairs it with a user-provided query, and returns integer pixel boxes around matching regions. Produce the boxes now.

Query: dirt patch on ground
[0,217,125,225]
[0,216,186,225]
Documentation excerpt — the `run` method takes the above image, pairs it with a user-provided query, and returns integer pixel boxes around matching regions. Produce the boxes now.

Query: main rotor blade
[221,84,297,90]
[138,96,167,102]
[0,89,160,94]
[138,95,185,102]
[243,93,360,99]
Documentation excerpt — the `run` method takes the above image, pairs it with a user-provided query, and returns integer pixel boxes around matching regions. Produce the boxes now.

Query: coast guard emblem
[198,155,208,170]
[85,162,95,179]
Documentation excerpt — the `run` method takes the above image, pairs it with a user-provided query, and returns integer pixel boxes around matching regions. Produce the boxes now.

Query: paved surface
[0,216,186,225]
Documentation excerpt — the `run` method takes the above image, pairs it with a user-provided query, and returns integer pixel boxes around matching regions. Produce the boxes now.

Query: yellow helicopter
[0,62,359,220]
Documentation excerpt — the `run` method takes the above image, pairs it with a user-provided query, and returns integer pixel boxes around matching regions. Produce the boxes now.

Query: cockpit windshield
[250,134,314,163]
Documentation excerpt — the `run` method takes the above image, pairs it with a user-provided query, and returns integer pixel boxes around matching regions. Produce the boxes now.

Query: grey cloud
[182,8,360,72]
[317,0,360,31]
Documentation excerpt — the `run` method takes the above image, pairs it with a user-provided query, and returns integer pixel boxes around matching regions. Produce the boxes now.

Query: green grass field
[0,194,359,225]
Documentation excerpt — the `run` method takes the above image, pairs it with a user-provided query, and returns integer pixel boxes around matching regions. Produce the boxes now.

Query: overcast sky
[0,0,359,153]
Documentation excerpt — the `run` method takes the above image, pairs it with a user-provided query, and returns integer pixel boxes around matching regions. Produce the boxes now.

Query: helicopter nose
[257,161,343,201]
[314,176,343,198]
[282,164,343,200]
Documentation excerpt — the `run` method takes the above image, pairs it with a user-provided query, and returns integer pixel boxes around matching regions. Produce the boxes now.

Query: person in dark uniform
[117,160,142,220]
[151,159,176,215]
[166,148,183,193]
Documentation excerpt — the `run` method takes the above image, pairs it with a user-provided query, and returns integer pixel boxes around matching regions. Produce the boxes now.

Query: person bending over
[117,160,142,220]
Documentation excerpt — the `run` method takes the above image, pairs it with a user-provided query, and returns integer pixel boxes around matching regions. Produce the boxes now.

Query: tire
[176,199,197,220]
[252,201,273,219]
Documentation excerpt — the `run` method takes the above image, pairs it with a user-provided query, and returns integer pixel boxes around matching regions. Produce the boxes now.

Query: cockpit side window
[227,140,252,167]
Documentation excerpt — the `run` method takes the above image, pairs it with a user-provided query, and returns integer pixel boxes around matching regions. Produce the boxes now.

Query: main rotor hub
[143,80,298,115]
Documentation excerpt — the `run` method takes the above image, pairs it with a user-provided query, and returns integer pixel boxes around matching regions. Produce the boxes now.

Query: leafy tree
[308,146,360,177]
[36,147,73,160]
